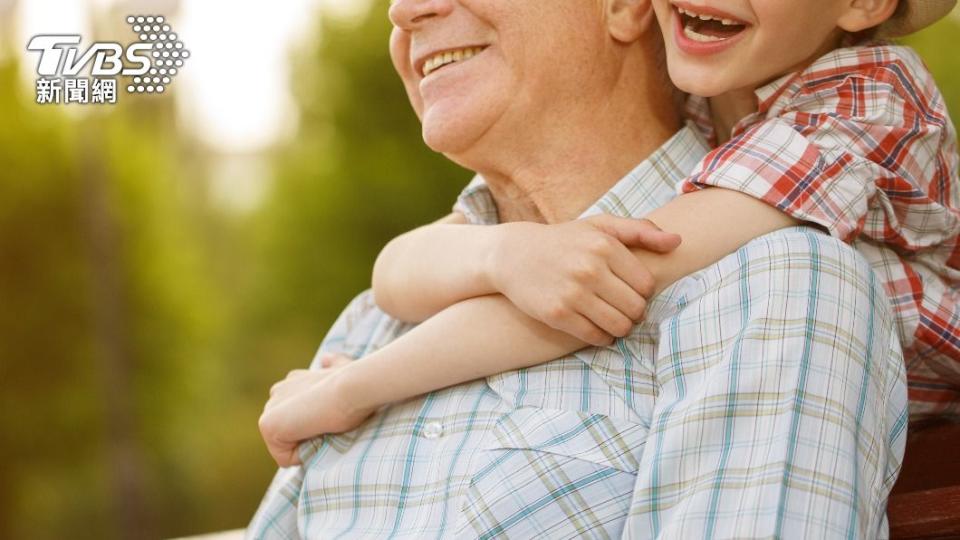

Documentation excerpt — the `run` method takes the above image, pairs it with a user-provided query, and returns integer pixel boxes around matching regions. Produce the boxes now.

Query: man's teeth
[677,6,741,26]
[422,47,484,77]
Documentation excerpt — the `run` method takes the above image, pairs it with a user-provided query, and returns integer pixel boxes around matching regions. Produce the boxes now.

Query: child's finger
[270,443,302,468]
[607,243,656,298]
[320,352,354,369]
[597,215,681,253]
[594,271,648,322]
[550,311,614,347]
[578,295,635,338]
[624,219,682,253]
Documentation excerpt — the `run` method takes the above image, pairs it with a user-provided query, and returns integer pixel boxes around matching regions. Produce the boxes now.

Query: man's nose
[388,0,454,30]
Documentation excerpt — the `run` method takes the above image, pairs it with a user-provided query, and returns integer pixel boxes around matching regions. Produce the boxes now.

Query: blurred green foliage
[0,3,467,538]
[0,2,956,539]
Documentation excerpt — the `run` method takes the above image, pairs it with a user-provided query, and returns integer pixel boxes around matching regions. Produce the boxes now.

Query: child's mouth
[675,6,747,43]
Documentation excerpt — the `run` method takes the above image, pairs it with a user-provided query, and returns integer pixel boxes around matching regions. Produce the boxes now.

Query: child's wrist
[485,222,529,293]
[481,223,512,293]
[333,361,381,414]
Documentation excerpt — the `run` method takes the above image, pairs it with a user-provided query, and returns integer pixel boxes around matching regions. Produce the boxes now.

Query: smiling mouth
[676,6,747,43]
[421,46,486,77]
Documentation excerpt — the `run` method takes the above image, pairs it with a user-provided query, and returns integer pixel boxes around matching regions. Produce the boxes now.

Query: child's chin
[684,85,728,98]
[670,68,730,98]
[673,78,727,97]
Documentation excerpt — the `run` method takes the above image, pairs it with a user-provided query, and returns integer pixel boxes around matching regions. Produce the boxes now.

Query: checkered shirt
[247,126,907,539]
[679,43,960,418]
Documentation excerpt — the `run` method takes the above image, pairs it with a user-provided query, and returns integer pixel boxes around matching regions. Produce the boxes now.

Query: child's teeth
[682,26,724,42]
[676,5,743,26]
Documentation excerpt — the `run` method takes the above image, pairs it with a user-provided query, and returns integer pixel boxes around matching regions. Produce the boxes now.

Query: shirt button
[422,421,444,439]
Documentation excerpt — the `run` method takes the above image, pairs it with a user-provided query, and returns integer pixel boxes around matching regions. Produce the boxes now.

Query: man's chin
[421,118,483,158]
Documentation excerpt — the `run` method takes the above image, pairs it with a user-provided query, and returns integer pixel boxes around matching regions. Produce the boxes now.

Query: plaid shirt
[679,43,960,419]
[247,126,907,538]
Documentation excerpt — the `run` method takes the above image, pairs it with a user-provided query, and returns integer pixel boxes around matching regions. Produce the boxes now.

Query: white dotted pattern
[125,14,189,95]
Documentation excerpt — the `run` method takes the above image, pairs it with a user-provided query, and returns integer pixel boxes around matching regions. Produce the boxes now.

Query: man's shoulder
[315,288,411,362]
[453,174,500,225]
[710,226,876,295]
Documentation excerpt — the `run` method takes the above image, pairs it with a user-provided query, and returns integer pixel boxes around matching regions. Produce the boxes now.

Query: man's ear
[607,0,655,43]
[836,0,899,32]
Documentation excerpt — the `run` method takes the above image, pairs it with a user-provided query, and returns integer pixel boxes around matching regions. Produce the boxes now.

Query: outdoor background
[0,0,957,538]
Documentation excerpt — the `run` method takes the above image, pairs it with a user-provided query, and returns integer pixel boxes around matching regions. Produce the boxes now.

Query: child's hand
[489,215,680,346]
[258,353,375,467]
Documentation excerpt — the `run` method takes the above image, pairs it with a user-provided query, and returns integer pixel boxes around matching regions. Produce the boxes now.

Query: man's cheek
[388,28,424,119]
[408,87,424,120]
[399,77,424,121]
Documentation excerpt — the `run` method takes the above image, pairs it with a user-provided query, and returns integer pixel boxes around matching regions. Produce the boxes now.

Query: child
[657,0,960,416]
[261,0,959,463]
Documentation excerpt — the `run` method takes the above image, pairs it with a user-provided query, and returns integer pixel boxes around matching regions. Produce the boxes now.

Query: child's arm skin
[375,211,684,345]
[259,187,799,466]
[374,186,799,343]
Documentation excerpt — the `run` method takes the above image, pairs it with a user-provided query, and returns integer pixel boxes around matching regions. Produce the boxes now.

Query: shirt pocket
[484,406,649,474]
[453,407,648,538]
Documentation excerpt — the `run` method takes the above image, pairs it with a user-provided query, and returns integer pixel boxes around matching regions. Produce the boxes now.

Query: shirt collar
[453,124,709,225]
[754,42,890,112]
[684,66,813,142]
[686,42,892,140]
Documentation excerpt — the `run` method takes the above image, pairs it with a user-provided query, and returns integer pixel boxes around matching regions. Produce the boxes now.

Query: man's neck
[482,122,677,224]
[462,45,681,224]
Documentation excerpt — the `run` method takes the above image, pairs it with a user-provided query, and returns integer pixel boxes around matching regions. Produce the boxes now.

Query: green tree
[0,54,229,539]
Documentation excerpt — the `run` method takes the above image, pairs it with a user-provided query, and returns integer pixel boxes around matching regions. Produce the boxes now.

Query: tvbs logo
[28,15,189,105]
[27,35,152,77]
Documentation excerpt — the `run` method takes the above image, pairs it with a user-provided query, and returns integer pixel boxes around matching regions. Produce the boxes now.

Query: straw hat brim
[878,0,957,37]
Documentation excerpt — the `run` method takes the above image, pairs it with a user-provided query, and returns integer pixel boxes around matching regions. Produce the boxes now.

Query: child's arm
[374,186,799,344]
[371,211,488,322]
[350,187,800,405]
[259,187,799,463]
[372,211,682,339]
[259,293,585,466]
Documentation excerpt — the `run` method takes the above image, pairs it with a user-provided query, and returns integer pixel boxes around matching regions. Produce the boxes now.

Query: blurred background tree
[0,1,956,539]
[0,1,467,538]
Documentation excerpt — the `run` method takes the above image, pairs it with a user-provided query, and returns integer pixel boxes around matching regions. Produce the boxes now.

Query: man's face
[388,0,612,159]
[651,0,850,97]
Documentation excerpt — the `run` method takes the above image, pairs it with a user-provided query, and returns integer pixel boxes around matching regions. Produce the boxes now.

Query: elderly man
[247,0,907,537]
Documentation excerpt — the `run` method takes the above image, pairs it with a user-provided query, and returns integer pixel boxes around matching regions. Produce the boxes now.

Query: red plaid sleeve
[681,46,959,254]
[678,44,960,412]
